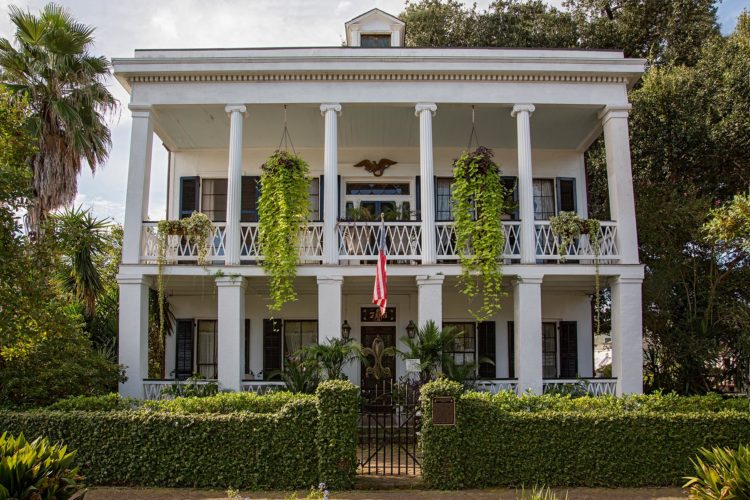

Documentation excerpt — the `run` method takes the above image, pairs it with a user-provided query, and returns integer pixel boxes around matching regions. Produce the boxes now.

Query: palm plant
[398,320,461,384]
[269,352,320,394]
[304,338,363,380]
[0,3,117,233]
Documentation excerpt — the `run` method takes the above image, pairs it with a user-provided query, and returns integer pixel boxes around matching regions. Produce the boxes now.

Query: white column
[511,104,536,264]
[317,276,343,342]
[416,275,443,331]
[390,26,402,46]
[610,276,643,395]
[216,276,246,392]
[321,104,341,265]
[117,275,150,398]
[225,104,247,266]
[600,105,639,264]
[122,105,153,265]
[350,27,361,47]
[513,276,543,394]
[416,103,438,265]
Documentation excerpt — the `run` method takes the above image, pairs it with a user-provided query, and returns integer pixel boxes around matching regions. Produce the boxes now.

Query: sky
[0,0,746,223]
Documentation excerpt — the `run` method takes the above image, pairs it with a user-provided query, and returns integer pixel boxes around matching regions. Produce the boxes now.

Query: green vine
[549,211,603,335]
[155,211,213,335]
[451,146,507,321]
[258,150,311,312]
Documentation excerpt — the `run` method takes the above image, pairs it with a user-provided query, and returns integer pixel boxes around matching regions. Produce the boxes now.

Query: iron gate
[357,379,421,476]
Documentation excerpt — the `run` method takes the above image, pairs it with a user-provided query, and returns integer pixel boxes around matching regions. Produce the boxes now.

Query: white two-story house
[114,8,645,400]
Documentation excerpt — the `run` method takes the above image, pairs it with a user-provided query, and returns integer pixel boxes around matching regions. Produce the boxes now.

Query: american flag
[372,214,387,316]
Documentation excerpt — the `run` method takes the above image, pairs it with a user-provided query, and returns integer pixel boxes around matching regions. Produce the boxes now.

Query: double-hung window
[201,179,228,222]
[283,320,318,360]
[533,179,556,220]
[444,322,476,367]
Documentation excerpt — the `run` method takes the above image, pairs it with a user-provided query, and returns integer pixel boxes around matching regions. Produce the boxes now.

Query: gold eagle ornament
[353,158,397,177]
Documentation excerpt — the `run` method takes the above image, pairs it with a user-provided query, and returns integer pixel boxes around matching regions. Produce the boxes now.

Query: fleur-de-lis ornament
[362,336,396,380]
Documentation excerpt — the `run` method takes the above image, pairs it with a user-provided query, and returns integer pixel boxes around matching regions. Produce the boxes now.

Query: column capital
[416,274,444,287]
[320,103,342,116]
[317,275,344,285]
[225,104,247,116]
[608,276,643,287]
[215,276,247,289]
[513,276,543,287]
[511,103,535,117]
[116,274,152,286]
[598,104,632,123]
[128,104,152,118]
[415,103,437,116]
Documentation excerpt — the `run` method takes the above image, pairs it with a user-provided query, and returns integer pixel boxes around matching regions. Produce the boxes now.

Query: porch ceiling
[153,104,600,151]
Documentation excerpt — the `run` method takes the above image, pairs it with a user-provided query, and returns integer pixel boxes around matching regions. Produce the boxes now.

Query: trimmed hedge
[420,380,750,489]
[0,381,359,490]
[47,393,138,412]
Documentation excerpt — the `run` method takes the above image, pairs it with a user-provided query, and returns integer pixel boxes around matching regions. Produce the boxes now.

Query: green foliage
[159,375,219,398]
[258,150,311,311]
[272,353,321,394]
[398,320,460,384]
[684,445,750,499]
[419,381,750,489]
[48,393,136,412]
[451,146,507,320]
[0,432,85,500]
[518,485,568,500]
[142,391,308,414]
[304,338,363,381]
[316,380,358,490]
[703,193,750,255]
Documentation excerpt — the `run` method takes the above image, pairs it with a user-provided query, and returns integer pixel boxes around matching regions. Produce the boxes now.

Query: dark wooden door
[559,321,578,378]
[360,326,396,391]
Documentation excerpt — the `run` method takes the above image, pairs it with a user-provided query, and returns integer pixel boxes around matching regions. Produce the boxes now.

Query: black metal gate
[357,379,421,476]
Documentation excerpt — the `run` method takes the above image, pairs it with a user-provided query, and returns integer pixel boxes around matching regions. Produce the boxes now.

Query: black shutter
[478,321,496,379]
[501,176,519,220]
[319,175,325,221]
[415,175,421,221]
[175,319,194,380]
[556,177,577,213]
[263,319,282,379]
[559,321,578,378]
[179,177,200,219]
[507,321,515,378]
[240,176,260,222]
[244,318,251,375]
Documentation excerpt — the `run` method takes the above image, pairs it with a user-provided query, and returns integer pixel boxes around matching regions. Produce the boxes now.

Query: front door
[360,326,396,391]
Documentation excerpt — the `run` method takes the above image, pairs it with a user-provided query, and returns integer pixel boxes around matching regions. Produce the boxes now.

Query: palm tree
[304,338,363,380]
[0,3,117,234]
[398,320,461,384]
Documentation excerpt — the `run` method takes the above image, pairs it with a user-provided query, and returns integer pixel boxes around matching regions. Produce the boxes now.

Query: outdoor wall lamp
[341,320,352,340]
[406,320,417,339]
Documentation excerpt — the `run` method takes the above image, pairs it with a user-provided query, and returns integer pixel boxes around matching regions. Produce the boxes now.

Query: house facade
[113,9,646,400]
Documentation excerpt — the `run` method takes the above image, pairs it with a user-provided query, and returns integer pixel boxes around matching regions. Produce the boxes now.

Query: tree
[0,3,116,234]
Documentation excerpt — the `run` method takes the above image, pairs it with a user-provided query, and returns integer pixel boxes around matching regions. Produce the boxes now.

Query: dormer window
[345,8,405,47]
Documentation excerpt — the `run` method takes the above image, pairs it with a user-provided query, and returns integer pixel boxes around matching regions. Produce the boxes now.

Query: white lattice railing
[142,379,218,400]
[535,221,619,261]
[240,380,286,394]
[141,223,226,263]
[240,222,324,262]
[474,379,519,395]
[338,221,422,260]
[435,221,522,260]
[542,378,617,396]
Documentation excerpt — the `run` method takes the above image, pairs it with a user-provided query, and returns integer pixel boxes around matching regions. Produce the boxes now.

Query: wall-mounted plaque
[360,306,396,322]
[405,359,421,373]
[432,396,456,426]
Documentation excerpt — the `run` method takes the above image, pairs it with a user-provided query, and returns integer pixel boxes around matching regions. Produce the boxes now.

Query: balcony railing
[474,379,519,394]
[139,220,619,265]
[542,378,617,396]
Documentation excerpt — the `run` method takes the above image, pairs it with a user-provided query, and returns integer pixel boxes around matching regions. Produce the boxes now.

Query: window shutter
[244,318,251,375]
[240,176,260,222]
[263,318,282,380]
[175,319,194,380]
[556,177,577,213]
[337,175,341,220]
[501,176,519,220]
[415,175,421,221]
[319,175,325,221]
[559,321,578,378]
[179,177,200,219]
[478,321,496,379]
[507,321,515,378]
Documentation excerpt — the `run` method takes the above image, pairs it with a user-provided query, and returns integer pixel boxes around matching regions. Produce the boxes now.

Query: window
[241,177,260,222]
[501,177,519,220]
[477,322,496,379]
[175,319,194,380]
[309,177,321,221]
[197,320,218,379]
[283,320,318,360]
[533,179,555,220]
[436,177,453,221]
[263,319,282,380]
[542,322,557,378]
[201,179,228,222]
[444,322,476,367]
[559,321,578,378]
[507,321,515,378]
[360,34,391,48]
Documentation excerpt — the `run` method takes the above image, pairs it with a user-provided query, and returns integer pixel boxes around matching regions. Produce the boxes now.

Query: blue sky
[0,0,746,223]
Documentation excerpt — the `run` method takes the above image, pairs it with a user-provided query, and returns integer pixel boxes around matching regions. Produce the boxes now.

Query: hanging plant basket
[258,149,311,312]
[451,146,508,321]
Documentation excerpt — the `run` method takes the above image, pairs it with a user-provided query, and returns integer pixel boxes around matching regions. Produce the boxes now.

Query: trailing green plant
[258,150,311,311]
[549,211,603,335]
[0,432,85,499]
[155,211,213,336]
[304,338,363,381]
[684,445,750,499]
[451,146,507,320]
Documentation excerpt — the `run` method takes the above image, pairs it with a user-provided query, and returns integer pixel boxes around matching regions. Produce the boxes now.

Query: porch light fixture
[406,320,417,339]
[341,320,352,340]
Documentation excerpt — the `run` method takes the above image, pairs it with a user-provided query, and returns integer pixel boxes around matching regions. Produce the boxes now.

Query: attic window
[360,34,391,48]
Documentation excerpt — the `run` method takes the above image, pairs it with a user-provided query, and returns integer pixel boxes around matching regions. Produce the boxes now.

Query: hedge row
[420,380,750,489]
[1,381,358,490]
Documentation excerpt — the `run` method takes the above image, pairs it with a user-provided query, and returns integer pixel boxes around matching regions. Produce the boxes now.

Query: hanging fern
[258,150,311,312]
[451,146,507,321]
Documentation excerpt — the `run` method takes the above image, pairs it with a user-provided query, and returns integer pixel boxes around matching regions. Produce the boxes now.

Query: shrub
[48,393,137,412]
[316,380,358,490]
[142,391,309,414]
[684,445,750,498]
[0,432,85,499]
[420,380,750,489]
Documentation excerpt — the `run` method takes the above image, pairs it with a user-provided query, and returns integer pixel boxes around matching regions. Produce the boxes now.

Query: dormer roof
[345,8,405,47]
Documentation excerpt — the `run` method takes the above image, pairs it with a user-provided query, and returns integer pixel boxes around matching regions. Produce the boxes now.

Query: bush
[142,391,310,414]
[420,380,750,489]
[316,380,359,490]
[0,432,85,499]
[684,445,750,498]
[48,393,137,412]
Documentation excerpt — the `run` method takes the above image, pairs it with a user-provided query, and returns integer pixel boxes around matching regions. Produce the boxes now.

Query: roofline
[344,7,403,27]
